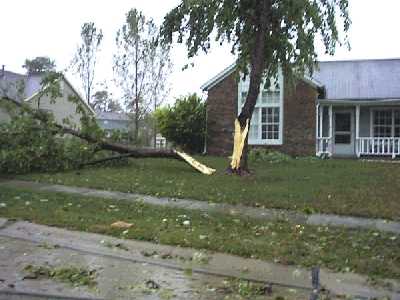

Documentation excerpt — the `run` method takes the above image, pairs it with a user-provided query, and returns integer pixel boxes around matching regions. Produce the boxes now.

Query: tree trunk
[133,113,139,144]
[228,0,271,174]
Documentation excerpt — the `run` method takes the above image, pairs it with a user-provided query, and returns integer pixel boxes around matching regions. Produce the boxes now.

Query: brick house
[201,58,400,158]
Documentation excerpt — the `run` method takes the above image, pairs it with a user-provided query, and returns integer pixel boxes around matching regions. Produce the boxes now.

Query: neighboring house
[0,66,95,128]
[201,58,400,159]
[96,111,131,137]
[155,133,167,149]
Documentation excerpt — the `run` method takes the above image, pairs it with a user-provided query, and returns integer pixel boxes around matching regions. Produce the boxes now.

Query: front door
[333,110,355,156]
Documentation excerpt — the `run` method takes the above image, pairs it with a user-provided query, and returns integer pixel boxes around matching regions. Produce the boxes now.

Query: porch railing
[316,137,332,156]
[357,137,400,158]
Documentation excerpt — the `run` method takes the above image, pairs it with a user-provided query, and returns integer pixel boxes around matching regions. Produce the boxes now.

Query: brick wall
[206,72,238,156]
[206,75,318,157]
[261,80,318,156]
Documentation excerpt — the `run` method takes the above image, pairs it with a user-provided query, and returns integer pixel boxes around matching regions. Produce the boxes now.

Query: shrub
[248,148,292,163]
[155,94,206,153]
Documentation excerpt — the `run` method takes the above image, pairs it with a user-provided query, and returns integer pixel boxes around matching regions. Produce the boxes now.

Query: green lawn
[0,186,399,280]
[15,156,400,220]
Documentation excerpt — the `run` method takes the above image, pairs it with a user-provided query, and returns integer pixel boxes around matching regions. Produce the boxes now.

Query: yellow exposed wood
[230,118,249,170]
[174,150,216,175]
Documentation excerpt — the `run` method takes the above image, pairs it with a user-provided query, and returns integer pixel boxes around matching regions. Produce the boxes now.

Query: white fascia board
[200,63,236,91]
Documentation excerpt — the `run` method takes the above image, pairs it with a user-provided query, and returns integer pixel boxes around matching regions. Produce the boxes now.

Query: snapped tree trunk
[228,0,271,174]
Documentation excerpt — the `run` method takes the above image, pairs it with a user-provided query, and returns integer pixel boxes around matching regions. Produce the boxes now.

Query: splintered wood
[230,118,249,170]
[174,150,216,175]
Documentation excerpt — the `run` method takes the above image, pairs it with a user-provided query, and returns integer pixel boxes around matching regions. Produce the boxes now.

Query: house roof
[201,58,400,101]
[312,58,400,100]
[0,68,95,115]
[96,111,130,121]
[200,63,236,91]
[200,63,323,91]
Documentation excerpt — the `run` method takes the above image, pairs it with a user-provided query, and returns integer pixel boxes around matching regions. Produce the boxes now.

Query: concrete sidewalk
[0,218,399,299]
[1,179,400,234]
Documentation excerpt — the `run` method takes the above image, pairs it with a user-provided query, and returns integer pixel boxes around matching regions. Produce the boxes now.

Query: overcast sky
[1,0,399,105]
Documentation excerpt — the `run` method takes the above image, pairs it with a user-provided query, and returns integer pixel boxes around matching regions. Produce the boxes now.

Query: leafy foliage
[155,94,206,153]
[114,8,172,143]
[248,149,291,163]
[162,0,350,82]
[114,9,172,145]
[71,22,103,104]
[0,70,107,174]
[92,90,123,113]
[0,111,97,174]
[24,265,97,287]
[23,56,56,74]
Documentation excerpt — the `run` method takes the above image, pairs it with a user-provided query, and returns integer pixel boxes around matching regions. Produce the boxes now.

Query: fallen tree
[1,96,216,175]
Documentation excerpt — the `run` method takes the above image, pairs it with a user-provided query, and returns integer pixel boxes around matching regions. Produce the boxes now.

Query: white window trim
[237,71,284,145]
[370,107,400,138]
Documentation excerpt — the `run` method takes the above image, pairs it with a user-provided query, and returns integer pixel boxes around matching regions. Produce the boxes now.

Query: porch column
[319,105,323,138]
[315,104,320,155]
[329,105,333,156]
[392,109,396,159]
[356,105,360,158]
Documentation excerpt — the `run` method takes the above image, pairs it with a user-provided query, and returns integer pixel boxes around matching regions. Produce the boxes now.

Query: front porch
[316,100,400,158]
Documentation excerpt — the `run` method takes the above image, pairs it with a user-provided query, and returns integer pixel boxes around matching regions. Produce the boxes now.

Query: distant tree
[71,22,103,105]
[92,90,123,113]
[114,8,171,144]
[155,94,206,153]
[162,0,350,173]
[23,56,56,74]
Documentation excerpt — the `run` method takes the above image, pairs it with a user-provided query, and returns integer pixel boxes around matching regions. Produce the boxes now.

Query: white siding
[27,80,91,129]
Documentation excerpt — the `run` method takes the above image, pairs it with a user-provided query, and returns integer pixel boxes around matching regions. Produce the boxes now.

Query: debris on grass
[100,240,129,251]
[217,279,268,297]
[110,221,133,229]
[23,265,97,287]
[192,251,210,264]
[145,279,160,290]
[158,288,175,300]
[37,243,60,250]
[184,267,193,276]
[141,250,159,257]
[125,279,161,295]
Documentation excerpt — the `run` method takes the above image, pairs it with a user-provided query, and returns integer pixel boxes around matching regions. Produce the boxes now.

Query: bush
[248,148,292,163]
[155,94,206,153]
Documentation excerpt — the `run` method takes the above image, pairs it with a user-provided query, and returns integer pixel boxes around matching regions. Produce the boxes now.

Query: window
[262,107,280,140]
[239,86,282,144]
[395,111,400,137]
[373,110,392,137]
[261,91,280,105]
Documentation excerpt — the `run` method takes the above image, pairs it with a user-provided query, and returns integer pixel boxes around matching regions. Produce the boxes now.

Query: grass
[14,156,400,220]
[0,186,399,280]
